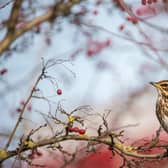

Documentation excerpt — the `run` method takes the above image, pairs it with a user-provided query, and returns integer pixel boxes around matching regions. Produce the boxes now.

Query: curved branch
[0,134,167,164]
[0,0,83,56]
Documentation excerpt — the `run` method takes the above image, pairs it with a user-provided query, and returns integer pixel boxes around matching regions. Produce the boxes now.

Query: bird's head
[150,80,168,97]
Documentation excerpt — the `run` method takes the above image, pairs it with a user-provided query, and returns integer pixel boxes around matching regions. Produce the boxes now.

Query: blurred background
[0,0,168,167]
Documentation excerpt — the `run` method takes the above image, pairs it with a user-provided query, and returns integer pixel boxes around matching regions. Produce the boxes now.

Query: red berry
[142,0,147,5]
[36,150,43,156]
[68,127,74,132]
[0,68,8,75]
[108,146,112,150]
[57,89,62,95]
[20,100,25,105]
[79,129,86,135]
[105,39,111,46]
[126,16,131,21]
[27,105,32,111]
[132,17,138,24]
[28,153,35,160]
[73,127,79,133]
[93,10,98,15]
[86,49,94,56]
[119,24,124,31]
[136,9,142,16]
[17,108,22,113]
[126,16,138,24]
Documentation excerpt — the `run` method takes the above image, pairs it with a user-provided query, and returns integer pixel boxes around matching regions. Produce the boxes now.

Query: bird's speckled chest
[156,95,168,132]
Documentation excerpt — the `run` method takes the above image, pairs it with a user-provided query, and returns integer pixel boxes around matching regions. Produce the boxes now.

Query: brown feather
[151,80,168,133]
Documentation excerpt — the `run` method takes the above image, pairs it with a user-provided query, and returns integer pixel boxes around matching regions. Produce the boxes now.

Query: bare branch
[1,133,168,164]
[0,0,83,56]
[7,0,23,36]
[4,68,44,150]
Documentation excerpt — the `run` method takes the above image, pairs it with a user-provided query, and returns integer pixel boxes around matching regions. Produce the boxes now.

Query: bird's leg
[149,126,162,149]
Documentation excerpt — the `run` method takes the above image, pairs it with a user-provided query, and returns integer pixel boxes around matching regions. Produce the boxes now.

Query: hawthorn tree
[0,0,168,168]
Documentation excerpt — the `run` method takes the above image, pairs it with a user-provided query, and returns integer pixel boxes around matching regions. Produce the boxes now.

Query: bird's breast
[156,96,168,132]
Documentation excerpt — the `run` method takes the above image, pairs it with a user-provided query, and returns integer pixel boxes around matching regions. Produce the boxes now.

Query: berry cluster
[86,39,111,57]
[68,127,86,135]
[16,100,32,112]
[141,0,157,5]
[118,16,138,32]
[126,16,138,24]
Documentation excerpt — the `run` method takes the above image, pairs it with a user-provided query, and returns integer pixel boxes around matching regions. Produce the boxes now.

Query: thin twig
[4,71,43,150]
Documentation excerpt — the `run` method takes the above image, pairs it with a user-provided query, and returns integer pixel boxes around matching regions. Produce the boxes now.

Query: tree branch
[0,0,83,56]
[4,71,43,150]
[0,134,168,164]
[7,0,23,36]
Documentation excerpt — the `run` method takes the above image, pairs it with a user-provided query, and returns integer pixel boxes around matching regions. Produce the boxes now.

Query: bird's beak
[150,82,159,88]
[150,82,154,86]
